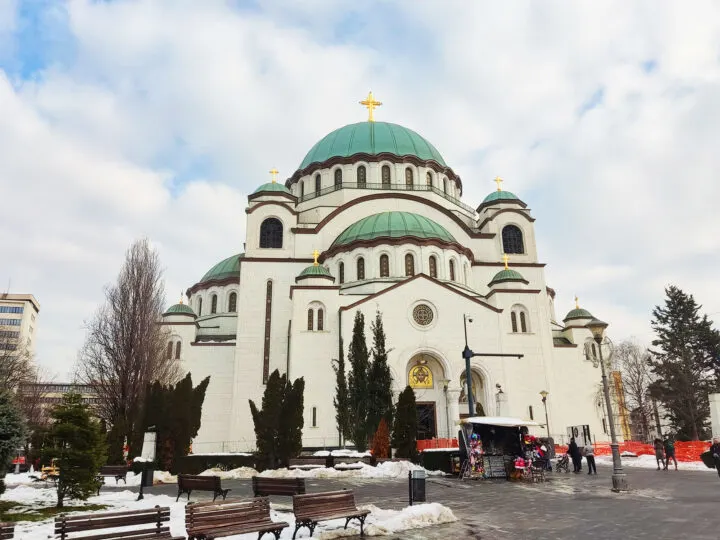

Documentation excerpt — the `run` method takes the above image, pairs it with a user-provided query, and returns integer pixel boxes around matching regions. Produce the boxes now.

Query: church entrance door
[416,402,437,440]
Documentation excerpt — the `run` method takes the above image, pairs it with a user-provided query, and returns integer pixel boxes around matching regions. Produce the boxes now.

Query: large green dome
[332,211,455,248]
[300,122,447,169]
[199,253,244,283]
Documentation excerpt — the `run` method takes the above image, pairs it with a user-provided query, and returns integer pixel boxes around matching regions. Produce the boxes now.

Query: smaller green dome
[564,307,593,321]
[296,264,334,282]
[482,190,521,204]
[164,303,196,317]
[489,268,526,286]
[252,182,291,195]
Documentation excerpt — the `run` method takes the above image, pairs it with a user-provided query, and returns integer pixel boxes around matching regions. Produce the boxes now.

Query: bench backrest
[186,497,272,531]
[100,465,129,475]
[0,522,14,540]
[293,490,357,519]
[289,457,327,466]
[54,506,171,540]
[178,474,220,490]
[252,476,306,496]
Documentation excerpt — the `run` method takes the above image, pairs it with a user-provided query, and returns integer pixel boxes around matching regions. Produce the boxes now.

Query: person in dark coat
[710,437,720,478]
[568,437,582,473]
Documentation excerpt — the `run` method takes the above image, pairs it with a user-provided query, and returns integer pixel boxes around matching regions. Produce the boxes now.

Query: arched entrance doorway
[407,353,449,440]
[459,369,487,417]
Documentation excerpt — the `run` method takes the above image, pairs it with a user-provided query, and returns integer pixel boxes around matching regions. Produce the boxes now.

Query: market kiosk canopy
[462,416,542,428]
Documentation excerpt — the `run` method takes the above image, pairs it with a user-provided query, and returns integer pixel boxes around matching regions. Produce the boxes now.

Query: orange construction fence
[417,438,458,452]
[554,441,710,462]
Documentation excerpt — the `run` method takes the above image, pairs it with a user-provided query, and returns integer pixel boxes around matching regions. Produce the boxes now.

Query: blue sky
[3,1,720,378]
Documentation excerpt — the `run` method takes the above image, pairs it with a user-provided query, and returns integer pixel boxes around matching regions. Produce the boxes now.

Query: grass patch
[0,501,108,522]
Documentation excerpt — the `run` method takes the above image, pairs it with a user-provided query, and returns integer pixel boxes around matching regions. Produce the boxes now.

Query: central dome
[300,122,447,169]
[332,211,456,247]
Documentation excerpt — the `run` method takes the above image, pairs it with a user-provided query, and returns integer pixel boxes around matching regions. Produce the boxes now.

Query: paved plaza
[136,464,718,539]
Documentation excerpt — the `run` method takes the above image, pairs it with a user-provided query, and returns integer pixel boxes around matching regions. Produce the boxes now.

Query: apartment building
[0,293,40,356]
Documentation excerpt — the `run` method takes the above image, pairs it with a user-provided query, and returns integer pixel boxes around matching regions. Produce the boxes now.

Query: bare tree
[77,238,179,462]
[0,334,35,391]
[17,368,52,462]
[616,340,654,442]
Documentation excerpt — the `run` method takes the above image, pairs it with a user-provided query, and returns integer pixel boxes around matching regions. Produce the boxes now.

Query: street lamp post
[586,318,628,492]
[539,390,550,439]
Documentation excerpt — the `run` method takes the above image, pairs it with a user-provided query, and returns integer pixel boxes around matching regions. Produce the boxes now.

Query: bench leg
[222,489,229,500]
[293,520,316,539]
[357,515,367,537]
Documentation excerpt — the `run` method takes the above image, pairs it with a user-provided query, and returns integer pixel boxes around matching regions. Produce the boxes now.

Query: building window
[315,174,321,193]
[0,306,23,314]
[307,309,314,331]
[228,292,237,313]
[449,260,456,281]
[263,281,273,383]
[405,167,414,187]
[502,225,524,254]
[334,168,342,187]
[381,165,391,187]
[426,171,432,187]
[357,257,365,280]
[300,181,304,198]
[317,309,324,331]
[511,312,518,333]
[413,304,434,326]
[260,217,283,248]
[211,294,218,314]
[166,341,173,360]
[357,166,366,188]
[339,262,345,284]
[529,405,534,420]
[443,178,448,193]
[175,341,181,360]
[511,305,530,333]
[405,253,415,276]
[312,406,317,427]
[197,298,202,316]
[0,331,19,339]
[429,256,437,278]
[520,312,527,333]
[0,319,21,326]
[379,254,389,277]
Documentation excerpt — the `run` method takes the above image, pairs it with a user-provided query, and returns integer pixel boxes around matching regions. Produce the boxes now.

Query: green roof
[199,253,243,284]
[489,268,526,286]
[300,122,447,169]
[298,265,333,278]
[332,212,456,248]
[564,307,594,321]
[163,303,196,317]
[252,182,291,195]
[481,190,522,204]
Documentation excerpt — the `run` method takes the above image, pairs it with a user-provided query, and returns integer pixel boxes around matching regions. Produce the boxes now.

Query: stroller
[555,453,570,473]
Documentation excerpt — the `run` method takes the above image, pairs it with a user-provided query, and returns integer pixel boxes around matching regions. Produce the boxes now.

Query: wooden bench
[252,476,306,497]
[177,474,230,502]
[96,465,130,494]
[54,506,182,540]
[185,497,288,540]
[292,490,370,539]
[0,522,15,540]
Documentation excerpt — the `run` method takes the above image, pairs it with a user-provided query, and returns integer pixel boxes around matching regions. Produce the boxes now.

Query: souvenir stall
[458,417,548,480]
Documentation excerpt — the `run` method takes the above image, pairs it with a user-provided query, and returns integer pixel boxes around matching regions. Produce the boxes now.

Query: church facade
[161,97,615,452]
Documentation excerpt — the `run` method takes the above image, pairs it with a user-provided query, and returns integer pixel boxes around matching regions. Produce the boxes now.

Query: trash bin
[408,469,426,505]
[140,466,155,488]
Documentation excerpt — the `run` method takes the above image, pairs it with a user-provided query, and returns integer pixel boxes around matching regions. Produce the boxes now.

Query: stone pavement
[136,463,720,539]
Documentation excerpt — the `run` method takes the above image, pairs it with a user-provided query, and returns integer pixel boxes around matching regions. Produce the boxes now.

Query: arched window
[211,294,218,314]
[175,341,181,360]
[520,312,527,333]
[197,297,202,317]
[405,167,414,187]
[228,292,237,313]
[300,181,304,198]
[307,309,314,331]
[464,263,470,285]
[449,260,456,281]
[502,225,524,254]
[317,309,324,331]
[511,304,530,333]
[429,255,437,278]
[166,341,173,360]
[405,253,415,276]
[357,165,366,188]
[259,218,283,248]
[334,169,342,187]
[357,257,365,280]
[426,171,432,187]
[263,281,273,383]
[511,312,518,333]
[381,165,391,187]
[443,178,448,193]
[338,262,345,284]
[315,174,321,193]
[379,254,389,277]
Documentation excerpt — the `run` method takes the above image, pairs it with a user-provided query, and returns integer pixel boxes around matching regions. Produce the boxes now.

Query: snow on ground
[199,466,258,479]
[257,460,446,479]
[1,485,456,539]
[190,452,253,457]
[123,470,178,486]
[595,454,713,471]
[4,472,42,486]
[313,449,371,458]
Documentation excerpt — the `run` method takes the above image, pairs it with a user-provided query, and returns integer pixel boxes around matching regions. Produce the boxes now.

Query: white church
[160,94,617,452]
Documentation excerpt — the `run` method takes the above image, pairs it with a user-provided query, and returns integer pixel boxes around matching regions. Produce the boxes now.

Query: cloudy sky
[2,0,720,379]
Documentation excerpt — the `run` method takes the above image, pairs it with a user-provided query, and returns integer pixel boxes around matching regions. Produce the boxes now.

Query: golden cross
[313,250,320,266]
[494,176,503,192]
[269,168,279,183]
[575,296,579,309]
[502,253,509,269]
[359,91,382,122]
[179,291,184,304]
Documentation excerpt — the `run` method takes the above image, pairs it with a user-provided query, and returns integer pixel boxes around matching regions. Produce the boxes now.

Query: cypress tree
[278,377,305,467]
[0,391,25,496]
[347,311,370,451]
[45,393,107,508]
[649,286,720,440]
[391,386,419,462]
[249,369,286,470]
[332,338,351,446]
[367,310,394,442]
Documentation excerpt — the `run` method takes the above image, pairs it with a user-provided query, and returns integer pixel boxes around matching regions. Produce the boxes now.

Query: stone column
[447,388,462,439]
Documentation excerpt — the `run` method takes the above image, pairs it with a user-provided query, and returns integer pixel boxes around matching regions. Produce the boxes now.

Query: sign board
[567,425,592,446]
[140,431,157,461]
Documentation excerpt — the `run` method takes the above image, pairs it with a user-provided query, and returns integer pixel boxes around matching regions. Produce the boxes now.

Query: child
[653,438,666,471]
[663,437,677,471]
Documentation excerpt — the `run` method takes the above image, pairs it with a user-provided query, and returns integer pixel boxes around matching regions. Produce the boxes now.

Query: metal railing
[299,182,475,214]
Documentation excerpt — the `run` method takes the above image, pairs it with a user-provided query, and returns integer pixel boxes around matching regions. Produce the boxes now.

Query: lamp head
[539,390,549,401]
[586,318,608,344]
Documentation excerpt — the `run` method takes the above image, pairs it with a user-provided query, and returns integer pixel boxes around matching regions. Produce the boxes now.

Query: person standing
[584,442,597,474]
[568,437,582,473]
[663,437,677,471]
[710,437,720,478]
[653,438,666,471]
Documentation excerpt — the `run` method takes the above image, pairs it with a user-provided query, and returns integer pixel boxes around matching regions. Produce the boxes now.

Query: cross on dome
[494,176,503,192]
[502,253,510,269]
[575,296,580,309]
[359,91,382,122]
[179,291,184,304]
[313,250,320,266]
[269,168,279,183]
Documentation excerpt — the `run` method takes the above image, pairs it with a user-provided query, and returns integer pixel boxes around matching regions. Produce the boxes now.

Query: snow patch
[199,466,258,479]
[595,454,712,471]
[258,460,445,479]
[313,449,371,458]
[190,452,252,456]
[4,472,42,486]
